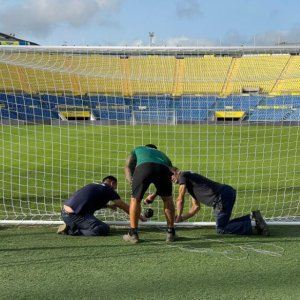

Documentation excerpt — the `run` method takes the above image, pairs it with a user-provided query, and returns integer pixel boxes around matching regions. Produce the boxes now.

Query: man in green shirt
[123,144,178,243]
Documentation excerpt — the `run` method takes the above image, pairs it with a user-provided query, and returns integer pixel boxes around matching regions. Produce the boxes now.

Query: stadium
[1,43,300,299]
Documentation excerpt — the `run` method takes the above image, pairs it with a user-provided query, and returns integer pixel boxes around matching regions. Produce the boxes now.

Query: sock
[167,227,175,234]
[129,228,138,236]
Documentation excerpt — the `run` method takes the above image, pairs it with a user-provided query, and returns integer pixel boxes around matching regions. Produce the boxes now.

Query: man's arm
[175,183,201,222]
[113,199,147,222]
[180,198,201,222]
[114,199,130,214]
[144,191,158,204]
[124,155,136,183]
[175,184,187,222]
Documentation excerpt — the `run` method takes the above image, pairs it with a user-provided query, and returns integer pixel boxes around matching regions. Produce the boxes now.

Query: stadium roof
[1,45,300,56]
[0,32,39,46]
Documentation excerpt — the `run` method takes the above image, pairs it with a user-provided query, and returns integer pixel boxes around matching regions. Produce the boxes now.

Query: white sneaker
[123,233,139,244]
[57,224,70,235]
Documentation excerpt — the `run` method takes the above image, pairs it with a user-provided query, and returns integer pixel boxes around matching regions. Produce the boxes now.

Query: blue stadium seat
[90,95,132,121]
[1,93,42,107]
[215,95,262,111]
[0,93,6,101]
[132,96,172,110]
[176,109,213,122]
[13,106,60,120]
[132,110,175,124]
[2,93,300,123]
[0,101,7,109]
[284,108,300,121]
[260,96,300,107]
[0,108,18,120]
[40,95,87,108]
[176,96,216,109]
[248,109,292,121]
[89,95,130,108]
[92,109,132,121]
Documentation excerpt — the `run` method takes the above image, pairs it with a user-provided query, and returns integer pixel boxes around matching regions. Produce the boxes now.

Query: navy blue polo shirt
[64,183,120,215]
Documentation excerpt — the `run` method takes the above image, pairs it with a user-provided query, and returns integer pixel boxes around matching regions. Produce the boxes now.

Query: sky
[1,0,300,47]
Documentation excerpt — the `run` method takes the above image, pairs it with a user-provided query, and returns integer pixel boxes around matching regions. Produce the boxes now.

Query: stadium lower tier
[1,94,300,122]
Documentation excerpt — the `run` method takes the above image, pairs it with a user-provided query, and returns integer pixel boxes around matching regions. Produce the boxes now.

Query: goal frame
[1,45,300,226]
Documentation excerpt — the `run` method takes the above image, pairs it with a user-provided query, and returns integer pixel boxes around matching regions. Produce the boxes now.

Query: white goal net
[1,45,300,225]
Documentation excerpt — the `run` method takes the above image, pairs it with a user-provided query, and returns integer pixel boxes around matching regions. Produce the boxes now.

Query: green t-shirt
[131,146,172,168]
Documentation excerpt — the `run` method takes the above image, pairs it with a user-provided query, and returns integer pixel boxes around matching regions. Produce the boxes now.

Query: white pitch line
[146,230,285,260]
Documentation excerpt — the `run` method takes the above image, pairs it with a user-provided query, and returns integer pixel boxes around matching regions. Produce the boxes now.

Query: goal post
[1,45,300,226]
[131,110,176,125]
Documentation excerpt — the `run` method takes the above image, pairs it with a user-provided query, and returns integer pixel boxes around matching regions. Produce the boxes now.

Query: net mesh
[0,46,300,224]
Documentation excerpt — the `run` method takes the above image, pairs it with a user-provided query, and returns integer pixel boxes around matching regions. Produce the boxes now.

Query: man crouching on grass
[57,176,146,236]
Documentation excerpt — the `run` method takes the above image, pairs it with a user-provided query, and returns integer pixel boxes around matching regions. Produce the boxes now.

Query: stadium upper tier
[1,46,300,96]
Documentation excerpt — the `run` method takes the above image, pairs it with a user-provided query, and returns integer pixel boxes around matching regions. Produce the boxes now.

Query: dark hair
[102,175,117,183]
[145,144,157,149]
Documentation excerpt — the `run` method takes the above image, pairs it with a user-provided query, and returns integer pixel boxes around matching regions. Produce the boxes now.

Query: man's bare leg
[162,196,178,242]
[129,197,141,229]
[123,197,141,243]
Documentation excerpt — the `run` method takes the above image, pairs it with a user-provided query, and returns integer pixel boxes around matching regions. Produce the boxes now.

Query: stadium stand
[129,56,176,95]
[2,93,42,107]
[2,48,300,122]
[260,96,300,107]
[176,109,213,122]
[132,95,173,110]
[284,108,300,121]
[14,106,60,121]
[90,95,131,121]
[248,108,292,121]
[228,54,290,94]
[2,93,300,122]
[182,56,232,95]
[176,95,216,109]
[271,55,300,94]
[92,109,131,122]
[131,109,176,125]
[0,107,18,120]
[0,32,38,45]
[215,95,262,111]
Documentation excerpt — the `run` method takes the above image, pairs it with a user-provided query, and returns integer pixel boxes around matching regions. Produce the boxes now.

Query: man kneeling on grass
[57,176,145,236]
[146,170,270,236]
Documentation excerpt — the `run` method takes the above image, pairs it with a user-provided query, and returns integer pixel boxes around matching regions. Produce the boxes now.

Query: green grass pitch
[0,225,299,299]
[0,124,300,299]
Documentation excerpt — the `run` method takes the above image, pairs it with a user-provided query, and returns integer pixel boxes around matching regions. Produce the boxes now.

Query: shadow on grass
[0,241,178,268]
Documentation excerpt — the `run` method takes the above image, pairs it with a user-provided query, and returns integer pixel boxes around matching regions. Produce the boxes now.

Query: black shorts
[131,162,172,199]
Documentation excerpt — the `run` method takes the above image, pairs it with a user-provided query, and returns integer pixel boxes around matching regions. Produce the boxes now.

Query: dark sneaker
[123,233,139,244]
[57,224,70,235]
[166,232,179,242]
[252,210,270,236]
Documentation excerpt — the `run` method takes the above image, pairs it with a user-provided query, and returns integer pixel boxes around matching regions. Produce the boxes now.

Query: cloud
[251,27,300,46]
[225,27,300,46]
[208,27,300,47]
[164,36,214,47]
[176,0,202,18]
[0,0,122,38]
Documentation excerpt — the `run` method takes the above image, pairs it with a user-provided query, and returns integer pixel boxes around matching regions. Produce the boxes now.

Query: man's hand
[106,204,117,211]
[144,193,156,205]
[139,215,148,222]
[175,215,184,223]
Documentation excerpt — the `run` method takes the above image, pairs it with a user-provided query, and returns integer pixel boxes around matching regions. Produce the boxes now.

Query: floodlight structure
[149,32,155,46]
